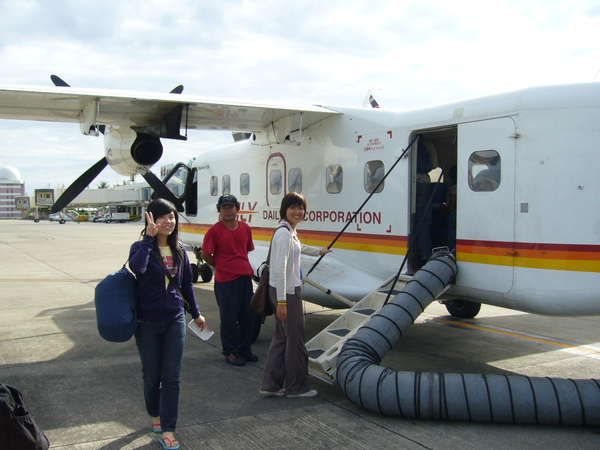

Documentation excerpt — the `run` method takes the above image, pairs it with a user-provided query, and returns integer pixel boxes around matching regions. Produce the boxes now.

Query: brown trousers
[260,286,310,395]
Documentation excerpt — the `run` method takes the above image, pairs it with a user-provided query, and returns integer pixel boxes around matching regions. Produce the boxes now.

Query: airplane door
[456,117,516,293]
[267,153,286,209]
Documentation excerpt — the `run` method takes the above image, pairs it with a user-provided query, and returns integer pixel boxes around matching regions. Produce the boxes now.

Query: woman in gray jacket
[260,192,331,398]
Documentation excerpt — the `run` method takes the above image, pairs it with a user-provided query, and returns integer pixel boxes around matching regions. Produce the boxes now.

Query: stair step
[327,328,351,337]
[306,277,411,384]
[307,349,324,359]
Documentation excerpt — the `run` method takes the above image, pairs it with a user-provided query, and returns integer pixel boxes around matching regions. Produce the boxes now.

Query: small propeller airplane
[0,76,599,321]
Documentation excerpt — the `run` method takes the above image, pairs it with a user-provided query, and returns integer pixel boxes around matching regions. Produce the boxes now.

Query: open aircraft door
[455,117,516,293]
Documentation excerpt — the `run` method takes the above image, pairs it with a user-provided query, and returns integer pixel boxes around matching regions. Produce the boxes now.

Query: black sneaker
[225,351,246,366]
[242,353,259,362]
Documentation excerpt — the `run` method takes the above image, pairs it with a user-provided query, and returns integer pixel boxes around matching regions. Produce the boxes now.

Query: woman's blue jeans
[135,314,186,432]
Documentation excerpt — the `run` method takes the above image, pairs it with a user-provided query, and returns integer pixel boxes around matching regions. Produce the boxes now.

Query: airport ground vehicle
[94,212,131,223]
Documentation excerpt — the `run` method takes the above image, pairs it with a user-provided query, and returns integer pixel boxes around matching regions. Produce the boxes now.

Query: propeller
[51,74,183,95]
[51,158,107,213]
[49,75,186,213]
[52,157,184,213]
[50,75,70,87]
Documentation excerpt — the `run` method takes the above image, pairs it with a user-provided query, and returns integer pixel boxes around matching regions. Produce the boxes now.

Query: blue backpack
[95,265,138,342]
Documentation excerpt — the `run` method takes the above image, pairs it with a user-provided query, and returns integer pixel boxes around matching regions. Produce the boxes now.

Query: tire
[191,263,199,283]
[444,299,481,318]
[59,219,66,224]
[199,263,213,283]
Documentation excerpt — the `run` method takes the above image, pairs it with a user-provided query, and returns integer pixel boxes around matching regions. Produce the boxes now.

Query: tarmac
[1,219,600,449]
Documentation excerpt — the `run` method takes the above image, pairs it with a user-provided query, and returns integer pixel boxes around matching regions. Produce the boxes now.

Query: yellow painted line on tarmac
[419,313,600,358]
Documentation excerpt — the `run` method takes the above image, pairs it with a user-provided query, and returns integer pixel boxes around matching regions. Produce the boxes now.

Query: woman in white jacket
[260,192,331,398]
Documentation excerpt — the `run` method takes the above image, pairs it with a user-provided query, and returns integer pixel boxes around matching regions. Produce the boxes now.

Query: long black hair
[142,198,183,265]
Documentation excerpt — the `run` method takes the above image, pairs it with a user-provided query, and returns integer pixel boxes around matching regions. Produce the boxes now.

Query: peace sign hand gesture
[145,211,159,237]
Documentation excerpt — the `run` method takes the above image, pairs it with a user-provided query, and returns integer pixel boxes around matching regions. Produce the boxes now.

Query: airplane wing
[0,85,339,133]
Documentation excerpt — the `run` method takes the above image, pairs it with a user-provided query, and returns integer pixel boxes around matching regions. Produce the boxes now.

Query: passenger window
[210,176,218,196]
[222,175,231,195]
[469,150,500,192]
[270,169,282,195]
[240,173,250,195]
[364,160,384,193]
[326,164,343,194]
[288,168,302,193]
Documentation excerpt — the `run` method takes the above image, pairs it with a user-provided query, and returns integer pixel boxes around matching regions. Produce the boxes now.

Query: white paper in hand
[188,320,214,341]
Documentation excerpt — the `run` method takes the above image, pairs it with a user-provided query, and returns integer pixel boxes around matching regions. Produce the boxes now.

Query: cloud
[0,0,599,192]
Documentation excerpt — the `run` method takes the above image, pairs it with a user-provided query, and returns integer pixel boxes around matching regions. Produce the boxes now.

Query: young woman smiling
[129,198,206,450]
[260,192,331,398]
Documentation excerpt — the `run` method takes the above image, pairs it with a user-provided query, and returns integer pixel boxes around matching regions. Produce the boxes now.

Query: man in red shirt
[201,195,257,366]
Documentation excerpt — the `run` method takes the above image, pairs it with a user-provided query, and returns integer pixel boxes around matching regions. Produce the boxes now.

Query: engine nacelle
[104,127,163,176]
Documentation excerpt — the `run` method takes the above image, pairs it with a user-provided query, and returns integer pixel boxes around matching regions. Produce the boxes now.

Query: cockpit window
[469,150,500,192]
[165,165,188,198]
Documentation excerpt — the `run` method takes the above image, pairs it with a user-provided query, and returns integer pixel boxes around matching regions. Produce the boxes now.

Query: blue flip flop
[159,436,180,450]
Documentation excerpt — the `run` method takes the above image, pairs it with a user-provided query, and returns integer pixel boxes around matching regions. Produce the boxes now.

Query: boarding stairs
[305,274,413,385]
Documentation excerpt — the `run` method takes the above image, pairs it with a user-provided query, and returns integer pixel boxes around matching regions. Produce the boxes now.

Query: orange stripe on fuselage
[458,240,600,272]
[179,223,407,256]
[180,223,599,273]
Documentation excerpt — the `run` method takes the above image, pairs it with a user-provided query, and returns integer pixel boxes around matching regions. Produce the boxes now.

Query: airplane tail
[362,89,381,108]
[368,95,380,108]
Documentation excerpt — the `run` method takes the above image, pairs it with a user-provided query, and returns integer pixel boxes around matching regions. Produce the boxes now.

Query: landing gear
[444,299,481,318]
[190,262,213,283]
[199,263,212,283]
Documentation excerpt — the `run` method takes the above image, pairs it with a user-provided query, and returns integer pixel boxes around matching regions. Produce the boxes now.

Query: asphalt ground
[1,219,600,449]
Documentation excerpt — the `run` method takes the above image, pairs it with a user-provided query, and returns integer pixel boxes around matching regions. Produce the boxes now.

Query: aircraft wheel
[444,299,481,318]
[199,263,213,283]
[190,263,199,283]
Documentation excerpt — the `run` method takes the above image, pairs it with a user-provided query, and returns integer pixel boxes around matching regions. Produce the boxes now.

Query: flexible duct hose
[336,252,600,426]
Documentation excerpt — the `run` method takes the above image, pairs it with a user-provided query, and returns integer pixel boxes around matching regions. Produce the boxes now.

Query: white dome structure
[0,165,22,182]
[0,165,26,219]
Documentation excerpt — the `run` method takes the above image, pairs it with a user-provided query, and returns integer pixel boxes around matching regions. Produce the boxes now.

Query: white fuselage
[179,82,600,315]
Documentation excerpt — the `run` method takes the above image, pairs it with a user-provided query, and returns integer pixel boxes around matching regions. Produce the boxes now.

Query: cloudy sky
[1,0,599,193]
